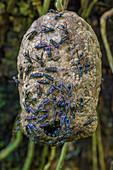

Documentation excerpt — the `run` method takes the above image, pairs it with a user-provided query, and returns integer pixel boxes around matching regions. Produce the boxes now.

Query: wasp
[27,30,37,40]
[35,42,46,49]
[24,52,32,63]
[55,139,66,146]
[50,39,59,49]
[59,36,69,44]
[37,80,50,84]
[61,24,69,34]
[25,116,36,121]
[83,118,96,126]
[28,123,39,134]
[32,56,44,67]
[43,73,54,82]
[45,45,51,58]
[77,53,88,64]
[54,13,63,20]
[41,97,53,105]
[84,64,96,74]
[48,9,57,13]
[28,106,37,115]
[68,83,73,97]
[19,66,23,79]
[60,114,66,126]
[45,67,58,72]
[37,84,41,97]
[71,104,77,119]
[36,109,49,112]
[25,65,32,75]
[79,97,84,110]
[36,114,48,124]
[41,25,54,33]
[30,73,43,78]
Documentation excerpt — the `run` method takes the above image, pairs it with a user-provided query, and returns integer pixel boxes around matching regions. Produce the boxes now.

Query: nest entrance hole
[43,120,61,137]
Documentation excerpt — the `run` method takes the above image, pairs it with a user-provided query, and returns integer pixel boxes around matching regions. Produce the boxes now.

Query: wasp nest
[17,10,102,146]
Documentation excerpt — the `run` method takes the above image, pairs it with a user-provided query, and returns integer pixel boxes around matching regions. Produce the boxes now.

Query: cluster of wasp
[14,9,96,146]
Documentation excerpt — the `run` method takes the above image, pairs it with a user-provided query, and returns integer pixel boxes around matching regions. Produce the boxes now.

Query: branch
[22,140,35,170]
[63,0,69,10]
[100,8,113,73]
[42,0,51,15]
[110,160,113,170]
[84,0,98,19]
[55,0,63,12]
[38,145,49,170]
[32,0,51,16]
[96,122,106,170]
[92,132,98,170]
[56,142,69,170]
[0,131,22,160]
[79,0,88,17]
[44,146,56,170]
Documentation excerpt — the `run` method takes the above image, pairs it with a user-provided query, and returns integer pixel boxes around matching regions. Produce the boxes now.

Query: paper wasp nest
[17,10,102,146]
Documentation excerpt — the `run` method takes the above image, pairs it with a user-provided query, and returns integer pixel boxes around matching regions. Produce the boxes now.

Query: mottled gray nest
[17,10,102,146]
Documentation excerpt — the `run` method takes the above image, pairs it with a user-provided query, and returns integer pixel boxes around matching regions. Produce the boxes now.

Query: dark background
[0,0,113,169]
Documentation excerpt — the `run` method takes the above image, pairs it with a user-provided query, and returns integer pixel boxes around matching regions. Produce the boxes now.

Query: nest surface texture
[17,10,102,146]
